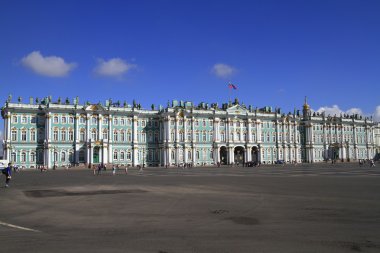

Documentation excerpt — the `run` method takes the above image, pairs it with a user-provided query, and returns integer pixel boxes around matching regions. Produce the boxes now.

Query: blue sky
[1,0,380,131]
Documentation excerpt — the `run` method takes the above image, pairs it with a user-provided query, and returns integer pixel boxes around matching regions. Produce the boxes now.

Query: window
[154,132,159,142]
[103,117,108,124]
[170,131,175,141]
[127,131,132,142]
[54,116,59,123]
[120,118,125,125]
[171,150,175,160]
[148,131,153,142]
[120,151,125,160]
[69,117,74,124]
[69,130,74,141]
[187,132,191,141]
[13,116,18,123]
[61,130,66,141]
[142,132,146,142]
[69,152,74,162]
[11,129,17,141]
[30,152,36,163]
[103,129,108,140]
[243,132,247,141]
[91,129,97,140]
[210,120,213,127]
[127,119,132,125]
[80,117,85,124]
[11,152,16,162]
[221,132,225,142]
[62,117,67,124]
[80,130,85,141]
[61,152,66,162]
[196,132,200,142]
[121,131,125,142]
[31,117,36,123]
[195,120,199,127]
[179,131,184,142]
[114,151,118,160]
[30,129,36,142]
[142,120,146,127]
[202,119,206,127]
[127,151,131,160]
[202,131,206,142]
[114,131,119,141]
[79,150,85,162]
[196,151,200,159]
[21,152,26,162]
[188,151,192,160]
[92,117,97,125]
[21,129,27,141]
[22,116,27,123]
[113,118,118,125]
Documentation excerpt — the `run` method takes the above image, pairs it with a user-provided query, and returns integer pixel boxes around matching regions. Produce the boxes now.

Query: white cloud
[94,58,135,77]
[374,106,380,122]
[21,51,76,77]
[211,63,235,79]
[316,105,344,116]
[315,105,380,122]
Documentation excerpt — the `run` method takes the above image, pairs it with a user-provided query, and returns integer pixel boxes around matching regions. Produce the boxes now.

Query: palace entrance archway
[93,146,100,164]
[219,146,228,165]
[251,146,258,163]
[234,146,245,165]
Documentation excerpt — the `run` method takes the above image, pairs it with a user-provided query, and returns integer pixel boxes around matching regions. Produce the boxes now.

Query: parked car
[275,160,285,164]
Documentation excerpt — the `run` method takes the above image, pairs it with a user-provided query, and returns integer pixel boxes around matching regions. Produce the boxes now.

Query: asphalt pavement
[0,163,380,253]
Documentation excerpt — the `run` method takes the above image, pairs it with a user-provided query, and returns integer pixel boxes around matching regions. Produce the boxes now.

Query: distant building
[1,96,378,169]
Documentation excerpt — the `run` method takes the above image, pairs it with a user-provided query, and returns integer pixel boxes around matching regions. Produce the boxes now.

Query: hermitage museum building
[1,96,378,169]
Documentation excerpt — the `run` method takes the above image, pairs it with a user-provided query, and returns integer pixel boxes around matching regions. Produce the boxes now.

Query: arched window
[30,129,36,142]
[61,129,66,141]
[30,152,36,162]
[11,129,17,141]
[120,151,125,160]
[120,131,125,142]
[53,116,59,123]
[170,131,175,141]
[179,131,184,142]
[62,117,67,124]
[127,131,132,142]
[230,132,234,141]
[21,152,26,162]
[202,132,206,142]
[187,131,191,141]
[53,129,59,141]
[126,151,131,160]
[196,151,200,159]
[209,131,213,142]
[61,152,66,162]
[188,151,192,160]
[92,117,97,125]
[113,151,118,160]
[21,129,27,141]
[221,131,225,142]
[114,131,119,141]
[80,117,85,124]
[142,132,146,142]
[12,116,18,123]
[148,131,153,142]
[91,129,97,140]
[154,132,159,142]
[80,129,85,141]
[68,129,74,141]
[11,152,16,162]
[69,117,74,124]
[196,132,200,142]
[103,129,108,140]
[171,150,175,160]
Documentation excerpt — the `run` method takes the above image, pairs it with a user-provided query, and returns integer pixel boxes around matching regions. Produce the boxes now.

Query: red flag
[228,83,237,90]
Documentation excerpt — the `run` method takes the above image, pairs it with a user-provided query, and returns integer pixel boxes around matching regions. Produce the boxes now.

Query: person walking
[2,163,12,188]
[112,164,116,175]
[125,165,128,174]
[97,164,102,175]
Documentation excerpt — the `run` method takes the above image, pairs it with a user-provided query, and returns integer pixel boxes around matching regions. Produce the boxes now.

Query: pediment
[84,104,105,112]
[226,105,248,114]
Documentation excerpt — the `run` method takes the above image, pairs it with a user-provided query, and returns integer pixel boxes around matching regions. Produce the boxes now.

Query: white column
[98,115,103,140]
[103,145,108,164]
[133,147,138,166]
[257,120,262,144]
[247,119,252,143]
[133,116,138,142]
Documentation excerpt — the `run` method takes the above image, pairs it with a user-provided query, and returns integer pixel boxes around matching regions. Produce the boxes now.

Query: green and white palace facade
[1,96,377,169]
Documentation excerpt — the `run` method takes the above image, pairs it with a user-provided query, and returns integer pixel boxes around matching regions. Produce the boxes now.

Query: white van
[0,160,9,170]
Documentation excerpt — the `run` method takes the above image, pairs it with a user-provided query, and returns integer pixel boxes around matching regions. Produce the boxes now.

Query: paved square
[1,163,380,253]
